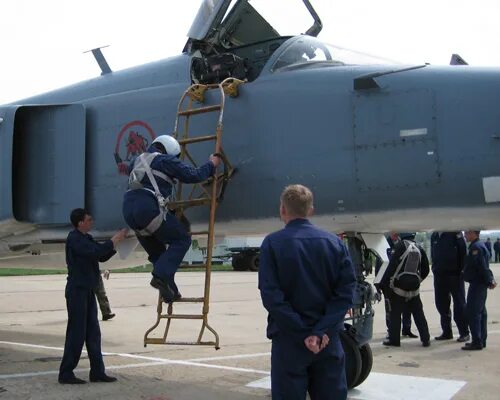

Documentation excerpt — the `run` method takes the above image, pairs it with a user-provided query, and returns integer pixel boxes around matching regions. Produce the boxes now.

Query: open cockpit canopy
[186,1,395,84]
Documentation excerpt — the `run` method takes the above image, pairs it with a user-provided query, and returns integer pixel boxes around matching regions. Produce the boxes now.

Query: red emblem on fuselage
[114,120,156,175]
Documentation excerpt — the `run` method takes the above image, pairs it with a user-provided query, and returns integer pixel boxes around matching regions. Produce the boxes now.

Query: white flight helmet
[152,135,181,156]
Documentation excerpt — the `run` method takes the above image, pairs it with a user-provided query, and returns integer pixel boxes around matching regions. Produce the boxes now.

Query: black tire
[248,254,260,271]
[352,343,373,388]
[339,330,362,390]
[232,253,247,271]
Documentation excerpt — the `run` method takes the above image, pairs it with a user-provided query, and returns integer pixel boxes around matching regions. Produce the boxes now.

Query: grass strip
[0,263,234,276]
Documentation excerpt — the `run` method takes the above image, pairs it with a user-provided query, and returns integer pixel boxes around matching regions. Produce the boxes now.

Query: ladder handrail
[144,78,243,349]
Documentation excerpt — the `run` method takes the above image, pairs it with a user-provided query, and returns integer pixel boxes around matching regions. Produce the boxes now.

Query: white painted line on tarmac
[0,341,65,352]
[0,362,168,380]
[187,352,271,362]
[0,340,270,377]
[247,373,466,400]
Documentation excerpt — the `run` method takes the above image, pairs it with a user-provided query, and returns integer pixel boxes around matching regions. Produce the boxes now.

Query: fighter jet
[1,0,500,388]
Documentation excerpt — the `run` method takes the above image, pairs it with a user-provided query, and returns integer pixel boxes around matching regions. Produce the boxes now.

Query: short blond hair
[280,184,313,217]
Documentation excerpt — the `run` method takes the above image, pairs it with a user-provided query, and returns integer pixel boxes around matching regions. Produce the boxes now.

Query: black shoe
[89,374,117,383]
[382,340,400,347]
[422,341,431,347]
[102,313,115,321]
[461,342,482,351]
[58,376,86,384]
[434,333,453,341]
[150,276,175,303]
[456,334,470,343]
[402,331,419,338]
[173,292,182,301]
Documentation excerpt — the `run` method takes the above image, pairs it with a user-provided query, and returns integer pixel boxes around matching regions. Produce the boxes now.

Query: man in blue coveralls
[258,184,356,400]
[430,232,470,342]
[59,208,127,384]
[462,230,497,350]
[123,135,220,302]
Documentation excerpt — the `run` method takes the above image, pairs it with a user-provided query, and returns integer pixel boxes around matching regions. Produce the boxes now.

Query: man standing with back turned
[430,232,469,342]
[258,185,356,400]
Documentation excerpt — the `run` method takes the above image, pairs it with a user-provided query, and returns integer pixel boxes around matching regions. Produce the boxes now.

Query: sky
[1,0,499,104]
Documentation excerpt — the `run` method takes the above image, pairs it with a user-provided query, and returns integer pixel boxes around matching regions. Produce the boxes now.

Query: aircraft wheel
[248,254,260,271]
[352,343,373,388]
[232,253,247,271]
[339,330,362,389]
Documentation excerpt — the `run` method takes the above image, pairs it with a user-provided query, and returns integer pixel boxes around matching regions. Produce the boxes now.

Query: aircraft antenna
[84,46,112,75]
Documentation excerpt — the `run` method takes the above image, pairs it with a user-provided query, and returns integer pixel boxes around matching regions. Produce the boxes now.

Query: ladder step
[178,105,221,116]
[145,339,217,346]
[168,198,211,208]
[176,297,205,302]
[178,135,217,145]
[159,314,204,319]
[189,230,209,235]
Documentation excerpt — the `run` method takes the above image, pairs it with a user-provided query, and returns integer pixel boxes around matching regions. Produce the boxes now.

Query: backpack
[390,240,422,298]
[127,152,175,236]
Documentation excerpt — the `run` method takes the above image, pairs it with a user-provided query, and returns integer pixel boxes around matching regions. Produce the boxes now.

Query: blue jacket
[66,230,116,289]
[128,145,214,200]
[258,219,356,342]
[463,239,494,286]
[494,240,500,252]
[485,240,492,257]
[377,239,430,291]
[430,232,466,275]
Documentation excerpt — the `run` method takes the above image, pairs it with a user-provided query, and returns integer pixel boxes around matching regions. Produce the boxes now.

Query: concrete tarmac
[0,256,499,399]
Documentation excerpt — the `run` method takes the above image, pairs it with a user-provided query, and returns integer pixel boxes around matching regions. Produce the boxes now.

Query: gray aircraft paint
[1,1,500,245]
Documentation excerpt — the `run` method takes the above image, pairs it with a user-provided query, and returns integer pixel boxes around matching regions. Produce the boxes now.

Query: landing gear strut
[340,233,382,389]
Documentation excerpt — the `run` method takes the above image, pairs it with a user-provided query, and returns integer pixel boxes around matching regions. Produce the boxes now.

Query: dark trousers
[433,274,469,337]
[387,293,430,345]
[384,295,412,333]
[59,285,105,380]
[123,192,191,293]
[271,334,347,400]
[466,283,488,347]
[495,251,500,263]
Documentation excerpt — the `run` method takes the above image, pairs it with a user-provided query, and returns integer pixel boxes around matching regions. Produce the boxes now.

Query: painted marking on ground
[186,352,271,362]
[0,340,270,379]
[247,373,466,399]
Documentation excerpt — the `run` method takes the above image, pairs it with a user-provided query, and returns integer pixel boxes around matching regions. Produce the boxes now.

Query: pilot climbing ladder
[143,78,243,349]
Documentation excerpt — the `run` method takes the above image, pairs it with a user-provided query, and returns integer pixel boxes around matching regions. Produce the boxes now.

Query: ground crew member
[122,135,220,302]
[462,230,497,350]
[258,185,356,400]
[494,238,500,262]
[94,270,115,321]
[59,209,127,384]
[430,232,469,342]
[384,232,417,338]
[485,237,493,261]
[377,233,431,347]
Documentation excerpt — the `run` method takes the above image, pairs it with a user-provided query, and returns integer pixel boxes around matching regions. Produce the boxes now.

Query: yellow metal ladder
[143,78,243,349]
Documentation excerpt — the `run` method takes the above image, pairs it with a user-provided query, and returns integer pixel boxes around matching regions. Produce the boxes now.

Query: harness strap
[389,240,421,293]
[136,209,165,237]
[393,287,420,298]
[130,153,173,236]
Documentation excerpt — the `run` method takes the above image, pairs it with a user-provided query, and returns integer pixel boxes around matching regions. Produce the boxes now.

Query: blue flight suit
[378,239,431,346]
[122,145,214,294]
[59,230,116,381]
[384,243,412,335]
[494,240,500,262]
[485,239,492,261]
[463,239,494,348]
[430,232,469,337]
[259,219,356,400]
